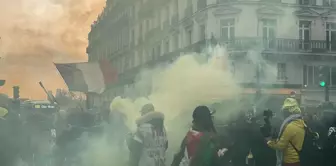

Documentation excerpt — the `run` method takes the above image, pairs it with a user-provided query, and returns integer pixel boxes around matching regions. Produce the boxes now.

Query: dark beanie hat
[193,105,212,121]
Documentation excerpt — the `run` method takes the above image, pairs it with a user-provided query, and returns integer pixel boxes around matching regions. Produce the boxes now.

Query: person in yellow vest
[267,98,305,166]
[0,107,8,120]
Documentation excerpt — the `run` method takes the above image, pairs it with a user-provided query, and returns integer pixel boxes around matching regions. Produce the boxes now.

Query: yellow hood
[0,107,8,117]
[282,98,301,114]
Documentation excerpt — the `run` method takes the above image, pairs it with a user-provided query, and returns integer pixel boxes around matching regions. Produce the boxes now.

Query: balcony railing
[217,0,237,3]
[216,37,336,53]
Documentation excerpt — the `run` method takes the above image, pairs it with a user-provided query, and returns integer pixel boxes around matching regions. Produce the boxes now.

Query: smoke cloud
[0,0,105,98]
[111,47,242,129]
[100,47,243,165]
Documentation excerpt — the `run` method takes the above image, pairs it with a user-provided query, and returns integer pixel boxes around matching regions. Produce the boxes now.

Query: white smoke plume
[87,46,243,166]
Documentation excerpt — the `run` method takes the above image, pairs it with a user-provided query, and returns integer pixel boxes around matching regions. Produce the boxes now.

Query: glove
[217,148,228,157]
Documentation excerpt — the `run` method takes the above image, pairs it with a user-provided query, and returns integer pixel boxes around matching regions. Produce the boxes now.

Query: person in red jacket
[172,106,223,166]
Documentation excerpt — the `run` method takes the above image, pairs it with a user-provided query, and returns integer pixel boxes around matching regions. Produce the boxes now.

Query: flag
[55,61,117,94]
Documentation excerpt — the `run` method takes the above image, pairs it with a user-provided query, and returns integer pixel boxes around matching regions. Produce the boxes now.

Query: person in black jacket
[322,110,336,166]
[252,110,276,166]
[230,111,251,166]
[0,107,22,166]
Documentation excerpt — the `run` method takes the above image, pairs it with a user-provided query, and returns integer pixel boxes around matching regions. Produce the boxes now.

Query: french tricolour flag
[55,60,117,94]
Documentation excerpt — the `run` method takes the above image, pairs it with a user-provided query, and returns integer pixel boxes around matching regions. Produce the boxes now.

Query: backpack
[191,132,218,166]
[290,125,323,166]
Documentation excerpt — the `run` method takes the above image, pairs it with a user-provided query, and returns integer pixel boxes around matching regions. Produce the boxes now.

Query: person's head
[282,98,301,118]
[140,103,155,116]
[290,91,296,98]
[192,105,216,133]
[322,110,336,127]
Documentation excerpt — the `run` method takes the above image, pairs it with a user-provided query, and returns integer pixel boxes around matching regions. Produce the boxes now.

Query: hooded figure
[172,106,221,166]
[267,98,305,166]
[322,109,336,166]
[128,104,168,166]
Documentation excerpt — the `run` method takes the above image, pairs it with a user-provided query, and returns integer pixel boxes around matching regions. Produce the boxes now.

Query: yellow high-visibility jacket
[267,119,305,164]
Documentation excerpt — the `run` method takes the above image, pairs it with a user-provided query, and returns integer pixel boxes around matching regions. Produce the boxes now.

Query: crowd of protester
[168,98,336,166]
[0,94,336,166]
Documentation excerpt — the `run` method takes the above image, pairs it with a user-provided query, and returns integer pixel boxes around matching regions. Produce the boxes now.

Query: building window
[197,0,207,10]
[261,19,276,39]
[164,40,169,53]
[299,21,311,50]
[157,11,161,28]
[218,0,238,3]
[139,23,143,40]
[131,29,135,45]
[303,65,336,86]
[123,29,128,47]
[326,23,336,51]
[134,51,139,67]
[173,34,179,50]
[220,19,235,40]
[299,0,314,5]
[330,0,336,7]
[277,63,287,80]
[146,19,150,32]
[261,19,276,48]
[140,49,145,64]
[120,56,125,73]
[307,65,314,85]
[231,62,235,75]
[124,55,130,70]
[332,67,336,86]
[166,6,170,23]
[185,0,193,17]
[151,48,155,60]
[154,44,161,59]
[199,24,206,40]
[186,28,193,45]
[303,65,307,85]
[118,34,122,50]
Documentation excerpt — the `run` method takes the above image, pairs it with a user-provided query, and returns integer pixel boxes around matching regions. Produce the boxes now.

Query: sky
[0,0,105,99]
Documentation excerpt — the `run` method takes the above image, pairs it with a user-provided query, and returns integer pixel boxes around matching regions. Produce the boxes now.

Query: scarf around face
[276,114,302,166]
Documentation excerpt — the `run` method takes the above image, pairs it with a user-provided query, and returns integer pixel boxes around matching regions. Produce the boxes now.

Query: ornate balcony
[219,37,335,53]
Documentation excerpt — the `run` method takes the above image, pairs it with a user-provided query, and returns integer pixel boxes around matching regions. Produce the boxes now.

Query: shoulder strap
[289,141,300,154]
[289,125,309,154]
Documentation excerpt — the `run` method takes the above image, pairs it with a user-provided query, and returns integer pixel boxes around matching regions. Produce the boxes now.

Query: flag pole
[38,81,58,104]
